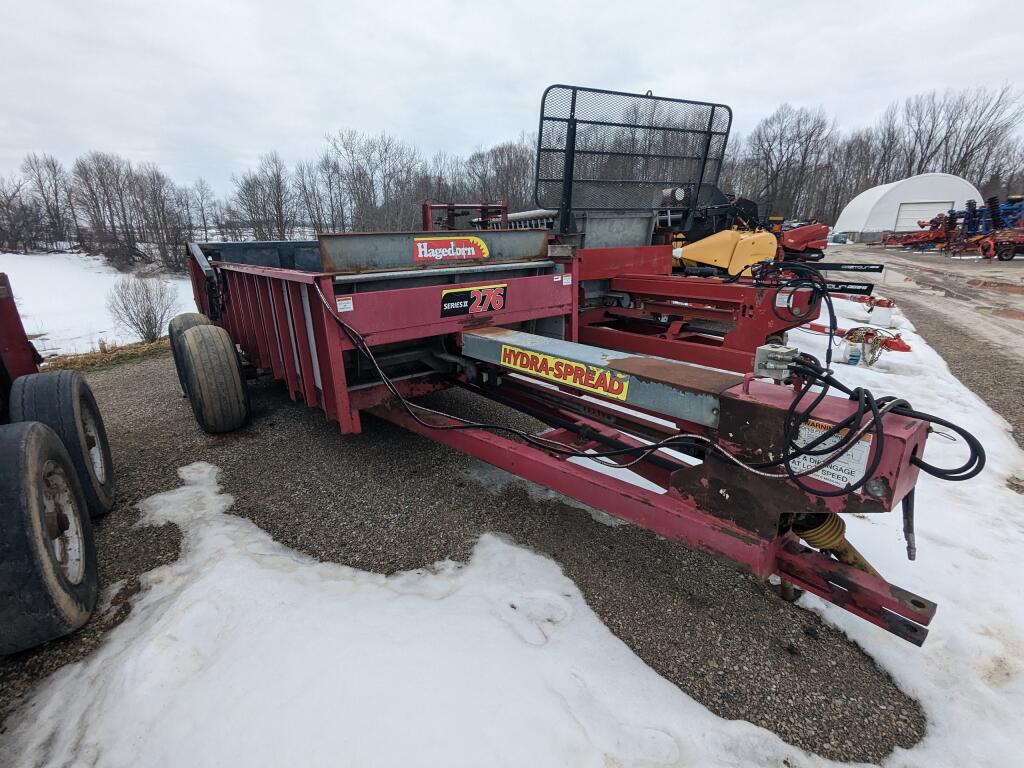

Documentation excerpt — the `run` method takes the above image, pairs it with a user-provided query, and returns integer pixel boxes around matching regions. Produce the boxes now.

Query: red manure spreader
[171,86,983,645]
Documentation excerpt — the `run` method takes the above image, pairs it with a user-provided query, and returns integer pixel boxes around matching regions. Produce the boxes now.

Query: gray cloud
[2,0,1019,193]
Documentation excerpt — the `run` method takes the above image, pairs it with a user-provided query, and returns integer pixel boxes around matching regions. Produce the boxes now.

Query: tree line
[1,85,1021,269]
[0,133,535,270]
[721,85,1024,223]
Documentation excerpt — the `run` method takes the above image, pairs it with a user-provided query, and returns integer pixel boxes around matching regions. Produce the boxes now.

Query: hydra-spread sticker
[499,345,630,401]
[413,236,489,262]
[441,284,506,317]
[789,418,872,489]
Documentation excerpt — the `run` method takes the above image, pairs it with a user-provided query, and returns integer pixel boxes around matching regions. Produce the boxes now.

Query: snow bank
[789,298,1024,767]
[0,463,806,768]
[0,251,193,355]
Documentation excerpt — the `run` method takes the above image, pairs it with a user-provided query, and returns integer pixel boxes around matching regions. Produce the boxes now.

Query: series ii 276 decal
[440,284,507,318]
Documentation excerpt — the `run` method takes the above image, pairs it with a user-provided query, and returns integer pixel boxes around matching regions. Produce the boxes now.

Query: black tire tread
[9,371,114,519]
[169,313,211,395]
[180,324,249,433]
[0,422,98,654]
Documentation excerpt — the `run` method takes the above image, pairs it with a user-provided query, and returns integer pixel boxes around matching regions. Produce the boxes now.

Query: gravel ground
[884,298,1024,443]
[830,245,1024,450]
[0,351,925,763]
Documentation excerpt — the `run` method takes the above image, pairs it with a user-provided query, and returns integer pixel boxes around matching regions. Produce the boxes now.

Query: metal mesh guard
[534,85,732,212]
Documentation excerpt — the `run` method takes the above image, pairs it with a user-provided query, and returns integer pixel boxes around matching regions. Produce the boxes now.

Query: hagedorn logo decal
[414,236,490,262]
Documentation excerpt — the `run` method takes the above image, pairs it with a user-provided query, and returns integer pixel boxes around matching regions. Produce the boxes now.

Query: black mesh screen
[534,85,731,213]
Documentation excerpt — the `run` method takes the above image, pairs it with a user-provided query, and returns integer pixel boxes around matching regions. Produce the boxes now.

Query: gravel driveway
[0,351,925,763]
[829,244,1024,446]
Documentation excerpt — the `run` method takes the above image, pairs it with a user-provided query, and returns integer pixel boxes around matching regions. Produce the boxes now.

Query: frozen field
[0,251,194,355]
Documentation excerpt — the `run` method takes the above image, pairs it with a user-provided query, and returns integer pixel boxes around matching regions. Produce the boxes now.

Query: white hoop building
[834,173,982,242]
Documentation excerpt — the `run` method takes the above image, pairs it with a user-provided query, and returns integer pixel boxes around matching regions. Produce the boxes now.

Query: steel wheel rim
[81,401,107,484]
[41,460,86,584]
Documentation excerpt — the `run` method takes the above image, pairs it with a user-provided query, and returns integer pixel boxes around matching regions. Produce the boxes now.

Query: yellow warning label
[499,344,630,401]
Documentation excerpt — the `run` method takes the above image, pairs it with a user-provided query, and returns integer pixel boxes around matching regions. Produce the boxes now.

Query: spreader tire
[996,244,1016,262]
[0,422,98,655]
[179,324,249,433]
[169,313,212,395]
[10,371,115,519]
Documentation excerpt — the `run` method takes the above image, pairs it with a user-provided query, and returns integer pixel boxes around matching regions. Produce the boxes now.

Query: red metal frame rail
[571,246,819,372]
[1,273,42,384]
[186,243,939,644]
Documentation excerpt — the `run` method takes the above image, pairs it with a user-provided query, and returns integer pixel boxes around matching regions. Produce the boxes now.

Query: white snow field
[2,300,1023,767]
[0,251,193,355]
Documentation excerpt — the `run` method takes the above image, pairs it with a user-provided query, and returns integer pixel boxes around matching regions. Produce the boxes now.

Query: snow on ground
[787,297,1024,766]
[0,251,193,355]
[0,463,806,768]
[2,297,1023,767]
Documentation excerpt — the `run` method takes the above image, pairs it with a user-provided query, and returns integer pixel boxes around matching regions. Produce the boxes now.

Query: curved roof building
[834,173,982,240]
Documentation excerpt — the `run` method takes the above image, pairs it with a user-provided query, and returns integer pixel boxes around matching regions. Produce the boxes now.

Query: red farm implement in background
[779,222,829,260]
[763,216,829,262]
[882,223,950,249]
[878,195,1024,259]
[171,85,985,646]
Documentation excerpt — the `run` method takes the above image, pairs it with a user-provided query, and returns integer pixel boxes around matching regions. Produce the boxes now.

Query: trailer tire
[0,421,98,655]
[10,371,115,519]
[996,244,1016,262]
[169,313,212,395]
[179,324,249,433]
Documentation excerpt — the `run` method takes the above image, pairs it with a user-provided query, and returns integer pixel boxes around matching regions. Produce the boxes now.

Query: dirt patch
[967,280,1024,294]
[42,338,170,371]
[991,308,1024,321]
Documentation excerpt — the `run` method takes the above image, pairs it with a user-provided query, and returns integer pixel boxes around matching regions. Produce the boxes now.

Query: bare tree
[130,163,192,270]
[463,134,536,211]
[211,198,244,241]
[0,174,49,252]
[71,152,146,266]
[191,178,215,241]
[6,84,1022,249]
[294,150,347,233]
[107,275,178,342]
[723,85,1024,224]
[327,129,423,230]
[21,152,71,246]
[899,91,948,176]
[230,151,296,239]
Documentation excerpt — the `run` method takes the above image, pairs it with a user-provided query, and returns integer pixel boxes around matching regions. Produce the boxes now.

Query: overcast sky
[1,0,1020,194]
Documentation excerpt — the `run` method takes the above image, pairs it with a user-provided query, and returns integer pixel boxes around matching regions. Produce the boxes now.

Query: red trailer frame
[574,246,817,373]
[1,273,42,420]
[1,273,42,382]
[186,241,938,645]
